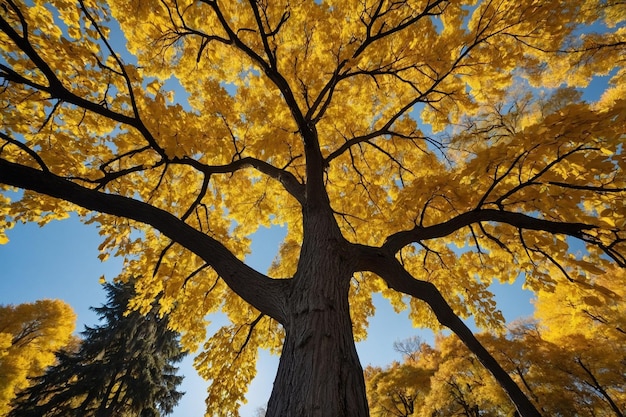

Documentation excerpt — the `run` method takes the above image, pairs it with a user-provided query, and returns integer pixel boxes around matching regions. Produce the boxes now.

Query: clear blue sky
[0,213,535,416]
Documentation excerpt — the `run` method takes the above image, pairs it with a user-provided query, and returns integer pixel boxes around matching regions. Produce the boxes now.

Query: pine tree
[8,280,186,417]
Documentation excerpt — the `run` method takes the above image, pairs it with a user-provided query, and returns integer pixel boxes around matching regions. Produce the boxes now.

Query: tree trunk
[265,213,369,417]
[265,291,368,417]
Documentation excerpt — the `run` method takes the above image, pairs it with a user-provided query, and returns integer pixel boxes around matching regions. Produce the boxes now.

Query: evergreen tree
[8,280,186,417]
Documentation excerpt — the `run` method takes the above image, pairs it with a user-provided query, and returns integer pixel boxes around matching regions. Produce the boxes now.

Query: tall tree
[0,300,76,416]
[8,280,186,417]
[0,1,624,415]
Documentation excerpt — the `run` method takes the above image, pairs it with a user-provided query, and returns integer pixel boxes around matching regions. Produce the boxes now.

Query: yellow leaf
[601,216,616,227]
[146,79,160,96]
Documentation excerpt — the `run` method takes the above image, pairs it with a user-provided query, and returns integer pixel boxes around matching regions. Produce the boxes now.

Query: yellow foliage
[0,0,624,414]
[0,300,76,416]
[535,264,626,343]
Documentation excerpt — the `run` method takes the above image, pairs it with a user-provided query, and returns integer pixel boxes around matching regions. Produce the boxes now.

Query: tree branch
[383,208,595,253]
[172,155,305,205]
[354,0,448,57]
[0,131,50,172]
[0,159,291,323]
[199,0,309,135]
[356,248,541,417]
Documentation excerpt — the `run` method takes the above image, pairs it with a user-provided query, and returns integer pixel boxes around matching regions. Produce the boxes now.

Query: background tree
[367,335,514,417]
[8,280,186,417]
[365,314,626,415]
[365,338,436,417]
[0,0,624,416]
[0,300,75,416]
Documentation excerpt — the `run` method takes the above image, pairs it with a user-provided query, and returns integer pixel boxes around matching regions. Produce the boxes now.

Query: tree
[8,280,186,417]
[367,324,626,416]
[0,1,624,415]
[0,300,75,416]
[364,339,436,417]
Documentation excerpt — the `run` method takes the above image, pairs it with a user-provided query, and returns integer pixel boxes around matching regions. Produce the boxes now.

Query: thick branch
[357,248,541,417]
[247,0,277,69]
[172,155,305,205]
[384,209,595,253]
[0,159,290,323]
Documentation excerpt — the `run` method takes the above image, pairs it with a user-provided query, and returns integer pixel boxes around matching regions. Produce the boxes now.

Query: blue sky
[0,213,535,416]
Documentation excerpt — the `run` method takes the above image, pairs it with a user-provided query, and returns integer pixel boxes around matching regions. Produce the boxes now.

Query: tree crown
[0,0,624,414]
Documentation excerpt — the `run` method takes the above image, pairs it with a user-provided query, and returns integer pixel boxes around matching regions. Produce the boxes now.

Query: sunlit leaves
[1,0,625,414]
[535,264,626,343]
[0,300,76,416]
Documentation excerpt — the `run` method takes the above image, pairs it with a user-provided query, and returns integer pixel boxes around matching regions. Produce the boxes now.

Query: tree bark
[265,211,369,417]
[265,281,368,417]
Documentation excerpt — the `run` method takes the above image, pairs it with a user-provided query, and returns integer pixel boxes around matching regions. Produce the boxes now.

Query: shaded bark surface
[265,210,369,417]
[265,282,368,417]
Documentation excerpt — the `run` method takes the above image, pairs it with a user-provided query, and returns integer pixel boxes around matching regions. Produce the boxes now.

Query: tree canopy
[0,1,624,416]
[0,300,76,416]
[8,280,186,417]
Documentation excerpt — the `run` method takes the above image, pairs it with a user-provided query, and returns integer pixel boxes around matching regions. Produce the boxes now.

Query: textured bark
[265,278,368,417]
[265,210,369,417]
